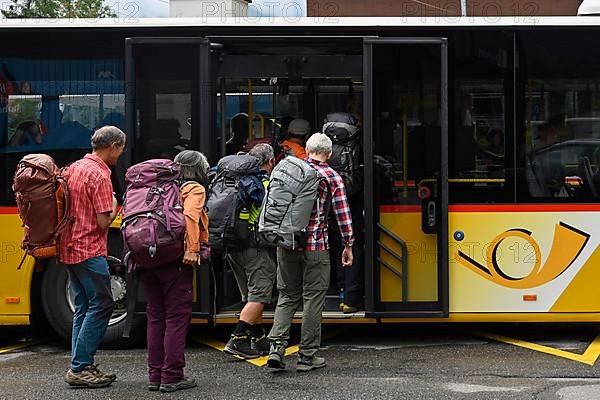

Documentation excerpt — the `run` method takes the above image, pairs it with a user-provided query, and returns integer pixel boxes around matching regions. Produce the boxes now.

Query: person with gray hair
[138,149,210,393]
[91,125,126,151]
[267,132,354,372]
[305,130,333,155]
[224,143,277,359]
[60,125,126,388]
[249,142,275,167]
[174,150,210,187]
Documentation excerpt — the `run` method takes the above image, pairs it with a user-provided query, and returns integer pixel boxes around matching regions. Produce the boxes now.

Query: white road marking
[0,353,28,362]
[557,385,600,400]
[444,383,528,393]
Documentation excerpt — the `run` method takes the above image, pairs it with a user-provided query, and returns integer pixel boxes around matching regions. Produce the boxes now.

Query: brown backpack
[13,154,70,268]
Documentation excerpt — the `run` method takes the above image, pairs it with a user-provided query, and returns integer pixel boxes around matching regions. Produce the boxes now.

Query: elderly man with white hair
[267,132,354,372]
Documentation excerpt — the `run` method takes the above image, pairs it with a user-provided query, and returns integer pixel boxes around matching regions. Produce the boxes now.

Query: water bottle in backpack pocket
[120,159,185,271]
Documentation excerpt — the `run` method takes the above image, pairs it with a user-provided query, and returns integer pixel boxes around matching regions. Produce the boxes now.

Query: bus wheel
[40,256,144,348]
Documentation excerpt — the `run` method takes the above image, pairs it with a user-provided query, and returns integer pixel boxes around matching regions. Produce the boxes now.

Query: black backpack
[205,154,262,251]
[322,112,363,196]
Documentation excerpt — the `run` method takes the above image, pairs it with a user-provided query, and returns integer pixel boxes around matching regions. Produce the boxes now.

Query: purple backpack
[121,159,185,271]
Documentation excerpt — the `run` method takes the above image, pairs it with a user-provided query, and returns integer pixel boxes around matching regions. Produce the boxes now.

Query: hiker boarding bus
[1,17,600,345]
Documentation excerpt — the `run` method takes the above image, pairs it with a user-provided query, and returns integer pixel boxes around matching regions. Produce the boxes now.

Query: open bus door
[363,38,449,318]
[125,37,216,320]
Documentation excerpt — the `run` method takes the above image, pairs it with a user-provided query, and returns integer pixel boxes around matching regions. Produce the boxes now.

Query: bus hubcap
[65,256,128,327]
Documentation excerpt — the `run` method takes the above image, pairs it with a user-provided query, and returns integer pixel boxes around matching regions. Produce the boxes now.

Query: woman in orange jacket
[140,150,209,393]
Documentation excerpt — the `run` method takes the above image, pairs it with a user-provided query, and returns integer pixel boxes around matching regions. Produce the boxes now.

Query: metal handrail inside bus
[377,222,408,303]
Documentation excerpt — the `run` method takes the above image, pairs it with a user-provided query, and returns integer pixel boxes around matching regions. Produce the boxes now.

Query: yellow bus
[2,17,600,345]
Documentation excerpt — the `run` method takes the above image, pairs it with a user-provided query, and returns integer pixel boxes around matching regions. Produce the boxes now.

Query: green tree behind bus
[2,0,117,18]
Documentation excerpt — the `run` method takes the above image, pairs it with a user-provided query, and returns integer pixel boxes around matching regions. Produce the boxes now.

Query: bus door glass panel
[127,39,214,315]
[371,43,443,307]
[131,44,199,162]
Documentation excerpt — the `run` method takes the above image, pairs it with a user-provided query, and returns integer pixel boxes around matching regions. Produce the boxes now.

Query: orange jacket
[281,140,307,160]
[180,183,208,254]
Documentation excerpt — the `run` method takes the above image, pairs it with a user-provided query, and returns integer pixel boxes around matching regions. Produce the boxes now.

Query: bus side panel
[449,210,600,313]
[0,212,34,324]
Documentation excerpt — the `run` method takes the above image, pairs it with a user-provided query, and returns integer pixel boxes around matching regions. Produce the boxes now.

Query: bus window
[518,31,600,201]
[6,94,42,147]
[60,94,125,132]
[450,32,511,203]
[0,57,124,206]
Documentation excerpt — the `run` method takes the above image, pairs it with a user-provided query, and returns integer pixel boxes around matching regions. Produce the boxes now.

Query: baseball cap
[288,118,311,136]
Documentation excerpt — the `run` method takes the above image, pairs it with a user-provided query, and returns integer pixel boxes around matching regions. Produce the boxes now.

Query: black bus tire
[40,257,144,349]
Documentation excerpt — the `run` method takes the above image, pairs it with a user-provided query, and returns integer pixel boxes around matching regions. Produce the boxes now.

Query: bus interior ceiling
[216,39,363,141]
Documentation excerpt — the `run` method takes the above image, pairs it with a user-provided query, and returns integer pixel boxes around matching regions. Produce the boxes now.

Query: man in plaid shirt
[59,126,126,388]
[268,132,354,372]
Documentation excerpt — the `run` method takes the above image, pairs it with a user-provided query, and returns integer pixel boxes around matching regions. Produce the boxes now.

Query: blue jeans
[66,256,114,372]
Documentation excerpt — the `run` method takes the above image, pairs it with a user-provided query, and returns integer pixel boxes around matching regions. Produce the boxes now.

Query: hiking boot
[64,368,112,388]
[159,377,197,393]
[224,334,259,359]
[88,364,117,382]
[296,354,327,372]
[267,341,286,370]
[148,382,160,392]
[251,333,270,356]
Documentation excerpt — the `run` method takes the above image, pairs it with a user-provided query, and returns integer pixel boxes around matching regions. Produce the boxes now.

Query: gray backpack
[258,157,324,250]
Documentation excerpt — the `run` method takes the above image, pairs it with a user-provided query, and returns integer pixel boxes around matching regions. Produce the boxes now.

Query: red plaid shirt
[305,157,354,251]
[58,154,114,265]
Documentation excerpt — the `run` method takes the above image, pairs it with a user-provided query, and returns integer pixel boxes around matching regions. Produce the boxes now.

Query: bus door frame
[124,37,215,319]
[363,37,449,318]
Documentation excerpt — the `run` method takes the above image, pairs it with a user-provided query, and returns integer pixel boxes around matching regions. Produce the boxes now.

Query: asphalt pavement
[2,324,600,399]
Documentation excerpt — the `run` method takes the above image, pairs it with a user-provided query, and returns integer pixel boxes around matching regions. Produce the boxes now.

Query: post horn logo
[457,222,590,289]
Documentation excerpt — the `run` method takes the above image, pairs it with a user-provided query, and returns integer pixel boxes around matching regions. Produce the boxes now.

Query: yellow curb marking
[0,340,43,355]
[193,326,350,367]
[468,330,600,366]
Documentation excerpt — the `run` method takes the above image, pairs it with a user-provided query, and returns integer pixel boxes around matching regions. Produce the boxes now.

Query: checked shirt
[305,157,354,251]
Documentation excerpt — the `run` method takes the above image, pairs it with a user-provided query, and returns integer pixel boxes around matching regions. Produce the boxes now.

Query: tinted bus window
[0,58,124,205]
[518,31,600,202]
[449,32,512,203]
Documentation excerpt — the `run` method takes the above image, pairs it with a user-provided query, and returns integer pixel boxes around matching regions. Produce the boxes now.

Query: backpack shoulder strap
[53,162,75,237]
[54,175,72,236]
[320,178,333,224]
[180,180,200,190]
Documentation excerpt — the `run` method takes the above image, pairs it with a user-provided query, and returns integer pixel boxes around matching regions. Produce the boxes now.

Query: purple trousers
[139,263,193,384]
